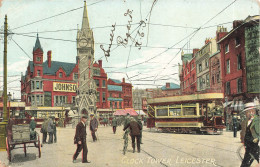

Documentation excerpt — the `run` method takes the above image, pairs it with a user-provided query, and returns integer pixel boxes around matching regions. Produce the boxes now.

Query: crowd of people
[40,116,57,144]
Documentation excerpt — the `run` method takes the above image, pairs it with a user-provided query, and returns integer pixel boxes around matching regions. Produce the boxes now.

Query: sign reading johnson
[53,82,77,92]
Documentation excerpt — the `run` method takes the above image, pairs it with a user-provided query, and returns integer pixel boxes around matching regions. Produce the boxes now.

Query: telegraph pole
[0,15,8,150]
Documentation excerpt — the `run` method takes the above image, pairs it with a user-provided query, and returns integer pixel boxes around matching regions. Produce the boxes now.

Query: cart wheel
[6,137,11,162]
[38,136,41,158]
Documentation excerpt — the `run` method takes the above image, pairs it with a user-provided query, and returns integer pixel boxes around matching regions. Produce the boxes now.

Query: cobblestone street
[1,125,257,167]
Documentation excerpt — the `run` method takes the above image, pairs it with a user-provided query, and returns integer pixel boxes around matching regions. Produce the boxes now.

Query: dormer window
[59,72,63,78]
[36,57,41,62]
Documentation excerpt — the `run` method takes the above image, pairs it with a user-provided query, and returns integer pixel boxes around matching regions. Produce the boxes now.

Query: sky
[0,0,259,99]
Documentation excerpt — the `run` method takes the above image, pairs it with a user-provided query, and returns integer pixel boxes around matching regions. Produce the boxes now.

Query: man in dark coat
[240,102,259,167]
[73,115,90,163]
[112,117,117,134]
[123,117,142,153]
[90,113,98,142]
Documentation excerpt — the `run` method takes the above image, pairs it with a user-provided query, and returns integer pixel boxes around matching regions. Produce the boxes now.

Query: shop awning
[113,108,138,116]
[135,110,146,115]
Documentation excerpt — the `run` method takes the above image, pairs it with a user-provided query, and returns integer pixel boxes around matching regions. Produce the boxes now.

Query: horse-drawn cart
[6,124,41,162]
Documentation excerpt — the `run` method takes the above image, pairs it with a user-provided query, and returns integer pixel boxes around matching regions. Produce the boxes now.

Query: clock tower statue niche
[76,1,97,117]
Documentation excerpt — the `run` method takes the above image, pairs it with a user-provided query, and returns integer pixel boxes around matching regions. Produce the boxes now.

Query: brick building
[218,15,260,103]
[107,78,132,110]
[21,36,132,118]
[179,49,198,94]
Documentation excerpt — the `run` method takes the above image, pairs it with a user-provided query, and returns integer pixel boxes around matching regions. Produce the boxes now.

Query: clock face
[79,39,88,47]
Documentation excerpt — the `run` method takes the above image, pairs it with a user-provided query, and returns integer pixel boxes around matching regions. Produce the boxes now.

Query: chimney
[122,78,125,83]
[98,60,102,67]
[216,26,228,41]
[193,48,199,57]
[166,83,170,88]
[233,20,243,29]
[205,38,211,45]
[47,51,52,68]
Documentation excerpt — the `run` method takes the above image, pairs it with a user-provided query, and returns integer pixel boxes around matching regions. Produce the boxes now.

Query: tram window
[169,108,181,116]
[157,109,168,116]
[183,107,196,115]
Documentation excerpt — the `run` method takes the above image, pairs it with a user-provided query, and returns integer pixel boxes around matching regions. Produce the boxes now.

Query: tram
[146,93,225,134]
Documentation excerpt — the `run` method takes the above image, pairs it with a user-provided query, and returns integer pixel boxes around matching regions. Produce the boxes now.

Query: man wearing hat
[240,102,259,167]
[90,113,98,142]
[123,117,142,153]
[73,115,90,163]
[137,116,143,144]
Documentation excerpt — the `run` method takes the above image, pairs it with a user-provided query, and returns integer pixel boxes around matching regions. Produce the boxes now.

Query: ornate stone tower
[77,1,97,116]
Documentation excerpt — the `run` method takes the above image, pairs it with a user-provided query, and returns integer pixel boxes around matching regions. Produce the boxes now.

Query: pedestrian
[112,117,117,134]
[53,118,57,143]
[122,113,131,154]
[29,117,36,131]
[103,117,107,127]
[30,117,37,140]
[47,117,54,144]
[41,118,48,144]
[73,115,90,163]
[232,114,238,138]
[240,102,259,167]
[137,116,143,144]
[90,113,98,142]
[123,117,142,153]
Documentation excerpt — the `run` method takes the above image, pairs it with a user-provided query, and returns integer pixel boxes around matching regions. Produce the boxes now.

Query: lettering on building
[53,82,77,92]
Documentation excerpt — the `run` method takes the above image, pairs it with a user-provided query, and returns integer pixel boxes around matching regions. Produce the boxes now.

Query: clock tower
[76,0,97,116]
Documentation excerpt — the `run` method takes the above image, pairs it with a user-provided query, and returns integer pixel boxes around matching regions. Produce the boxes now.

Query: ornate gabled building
[76,1,97,116]
[20,1,133,119]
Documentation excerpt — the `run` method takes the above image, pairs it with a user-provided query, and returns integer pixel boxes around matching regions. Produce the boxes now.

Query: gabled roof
[33,34,43,52]
[108,85,122,91]
[43,61,76,76]
[161,83,180,90]
[110,79,121,84]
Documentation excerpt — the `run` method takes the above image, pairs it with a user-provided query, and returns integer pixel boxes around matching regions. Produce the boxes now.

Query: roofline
[217,16,259,43]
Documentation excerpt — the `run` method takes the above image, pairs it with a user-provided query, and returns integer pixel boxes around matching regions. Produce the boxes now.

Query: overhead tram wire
[4,20,234,36]
[11,38,32,60]
[152,0,238,82]
[11,0,105,31]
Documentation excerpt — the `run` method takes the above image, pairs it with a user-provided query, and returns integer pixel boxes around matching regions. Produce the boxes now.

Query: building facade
[179,49,198,94]
[196,38,217,92]
[218,16,260,103]
[107,78,133,110]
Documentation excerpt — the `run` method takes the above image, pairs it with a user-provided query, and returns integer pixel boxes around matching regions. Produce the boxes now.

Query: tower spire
[82,0,90,30]
[33,33,43,52]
